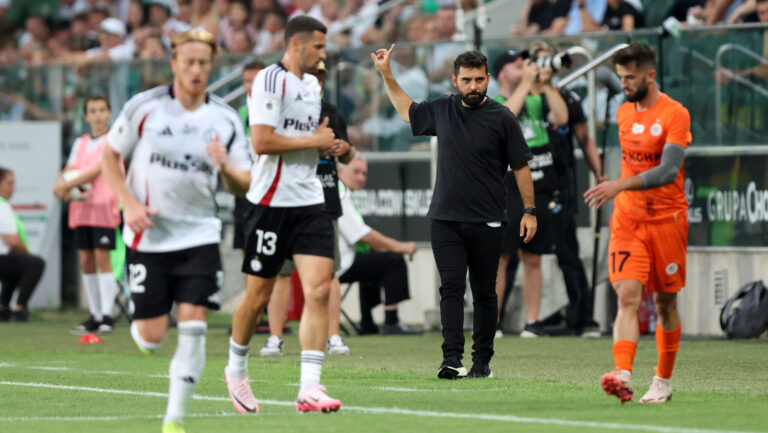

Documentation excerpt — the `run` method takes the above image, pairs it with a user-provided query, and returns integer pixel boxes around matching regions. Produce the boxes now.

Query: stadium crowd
[0,0,766,68]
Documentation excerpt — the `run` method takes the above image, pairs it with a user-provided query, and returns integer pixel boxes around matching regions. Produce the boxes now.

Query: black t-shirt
[409,95,531,223]
[318,101,348,219]
[602,1,645,30]
[528,0,571,31]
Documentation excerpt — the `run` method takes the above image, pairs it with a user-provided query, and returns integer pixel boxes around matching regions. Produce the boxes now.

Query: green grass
[1,311,767,433]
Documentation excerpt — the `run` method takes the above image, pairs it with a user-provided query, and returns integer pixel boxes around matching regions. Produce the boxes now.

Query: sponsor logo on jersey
[631,123,645,134]
[283,116,318,132]
[622,150,662,164]
[149,152,214,175]
[182,124,199,135]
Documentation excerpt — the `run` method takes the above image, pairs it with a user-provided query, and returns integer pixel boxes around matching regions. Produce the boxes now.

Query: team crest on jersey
[665,263,678,275]
[631,123,645,134]
[203,128,218,143]
[650,123,663,137]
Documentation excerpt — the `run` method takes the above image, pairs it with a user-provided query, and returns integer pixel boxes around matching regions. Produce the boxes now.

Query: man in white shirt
[224,16,343,414]
[101,29,251,433]
[336,157,419,335]
[0,167,45,323]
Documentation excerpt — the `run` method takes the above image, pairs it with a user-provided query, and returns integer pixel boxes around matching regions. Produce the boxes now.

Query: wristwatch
[523,207,537,216]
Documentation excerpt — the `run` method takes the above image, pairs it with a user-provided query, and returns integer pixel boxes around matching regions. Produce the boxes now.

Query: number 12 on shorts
[611,251,631,274]
[129,263,147,293]
[255,229,277,256]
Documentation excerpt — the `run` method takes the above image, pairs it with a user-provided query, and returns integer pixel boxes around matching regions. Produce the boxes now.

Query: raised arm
[371,44,414,123]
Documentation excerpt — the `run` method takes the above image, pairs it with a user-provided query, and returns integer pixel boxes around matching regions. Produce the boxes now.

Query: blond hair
[171,29,217,58]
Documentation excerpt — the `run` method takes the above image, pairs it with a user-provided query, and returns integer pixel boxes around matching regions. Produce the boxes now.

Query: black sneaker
[520,321,548,338]
[358,321,379,335]
[98,316,115,333]
[437,357,467,380]
[381,323,423,335]
[70,316,101,335]
[467,363,493,378]
[10,309,29,322]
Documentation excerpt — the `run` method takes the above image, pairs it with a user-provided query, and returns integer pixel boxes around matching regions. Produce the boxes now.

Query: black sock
[384,309,398,325]
[361,310,374,326]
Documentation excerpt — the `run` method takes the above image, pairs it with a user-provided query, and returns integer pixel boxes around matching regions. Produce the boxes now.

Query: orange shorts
[608,212,688,293]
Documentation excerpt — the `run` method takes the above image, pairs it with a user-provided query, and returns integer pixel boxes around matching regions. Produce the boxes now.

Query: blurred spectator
[329,0,378,48]
[0,37,20,67]
[512,0,571,35]
[138,32,167,58]
[0,0,8,23]
[146,0,191,38]
[434,6,460,40]
[579,0,644,31]
[728,0,768,22]
[48,22,74,62]
[178,0,193,24]
[249,0,280,28]
[190,0,221,36]
[220,0,258,49]
[564,0,606,34]
[253,9,285,54]
[59,0,91,22]
[18,16,51,63]
[88,7,110,35]
[65,17,135,67]
[214,0,231,17]
[318,0,340,27]
[228,26,253,52]
[71,12,99,51]
[288,0,324,21]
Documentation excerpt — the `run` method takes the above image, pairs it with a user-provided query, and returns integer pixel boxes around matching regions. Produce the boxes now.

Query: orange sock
[612,340,638,373]
[656,325,681,379]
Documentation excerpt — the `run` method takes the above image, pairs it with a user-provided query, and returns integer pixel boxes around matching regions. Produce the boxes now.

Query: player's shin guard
[655,325,681,379]
[164,321,207,426]
[612,340,638,373]
[130,320,165,354]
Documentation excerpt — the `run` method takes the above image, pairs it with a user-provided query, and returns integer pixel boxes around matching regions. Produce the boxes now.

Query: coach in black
[372,45,537,379]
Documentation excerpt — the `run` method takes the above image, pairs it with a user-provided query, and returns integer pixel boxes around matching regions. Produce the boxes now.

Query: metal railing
[714,43,768,143]
[558,43,629,142]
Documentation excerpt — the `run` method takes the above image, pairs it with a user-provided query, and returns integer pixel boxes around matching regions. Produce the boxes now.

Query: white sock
[164,321,207,426]
[130,321,164,353]
[653,375,671,385]
[300,350,324,392]
[82,273,102,321]
[97,273,116,318]
[226,338,250,380]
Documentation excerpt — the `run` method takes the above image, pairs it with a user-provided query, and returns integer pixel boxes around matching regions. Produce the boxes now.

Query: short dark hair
[0,166,12,182]
[284,16,327,44]
[84,95,110,111]
[453,51,488,76]
[243,60,266,71]
[612,41,656,69]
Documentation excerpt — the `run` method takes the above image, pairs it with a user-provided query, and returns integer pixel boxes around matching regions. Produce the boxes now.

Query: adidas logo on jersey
[159,126,173,136]
[295,93,303,101]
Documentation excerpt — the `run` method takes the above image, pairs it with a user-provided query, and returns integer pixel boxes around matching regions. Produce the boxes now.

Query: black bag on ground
[719,280,768,339]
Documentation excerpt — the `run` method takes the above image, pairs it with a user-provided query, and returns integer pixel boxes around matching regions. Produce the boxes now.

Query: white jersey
[107,85,251,253]
[246,62,324,207]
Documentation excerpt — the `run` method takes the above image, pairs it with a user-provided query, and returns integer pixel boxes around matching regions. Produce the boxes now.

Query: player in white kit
[101,30,252,433]
[224,16,343,413]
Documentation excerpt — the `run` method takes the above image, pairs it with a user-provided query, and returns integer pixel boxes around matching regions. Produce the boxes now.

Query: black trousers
[431,219,502,364]
[554,183,594,329]
[0,252,45,309]
[339,251,410,314]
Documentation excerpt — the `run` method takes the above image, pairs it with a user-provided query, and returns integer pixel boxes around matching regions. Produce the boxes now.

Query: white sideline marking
[0,413,241,422]
[374,386,510,393]
[0,381,763,433]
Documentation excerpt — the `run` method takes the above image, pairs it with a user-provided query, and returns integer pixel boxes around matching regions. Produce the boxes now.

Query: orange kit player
[584,41,691,404]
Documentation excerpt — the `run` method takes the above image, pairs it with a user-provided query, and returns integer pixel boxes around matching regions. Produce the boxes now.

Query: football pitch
[1,312,766,433]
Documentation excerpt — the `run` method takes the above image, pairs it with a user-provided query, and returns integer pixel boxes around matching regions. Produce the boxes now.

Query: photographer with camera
[492,46,568,338]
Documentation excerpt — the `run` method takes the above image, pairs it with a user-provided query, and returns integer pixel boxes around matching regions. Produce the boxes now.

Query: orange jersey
[614,93,692,221]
